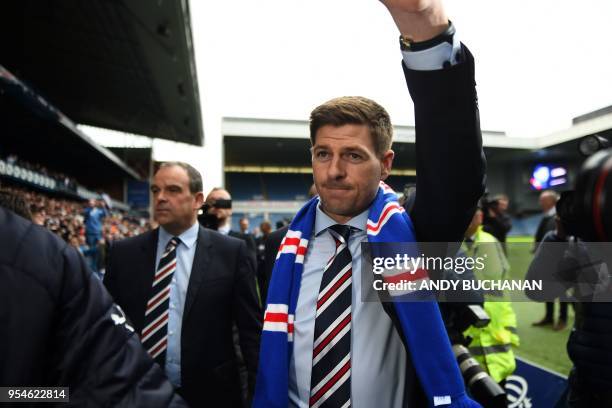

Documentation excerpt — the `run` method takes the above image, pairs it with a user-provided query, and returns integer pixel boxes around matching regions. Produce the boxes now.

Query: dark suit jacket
[262,46,485,405]
[260,225,288,303]
[104,226,262,408]
[229,230,257,258]
[0,207,186,407]
[535,213,556,243]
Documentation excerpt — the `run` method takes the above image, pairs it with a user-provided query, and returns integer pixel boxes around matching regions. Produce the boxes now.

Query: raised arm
[380,0,449,41]
[382,0,486,244]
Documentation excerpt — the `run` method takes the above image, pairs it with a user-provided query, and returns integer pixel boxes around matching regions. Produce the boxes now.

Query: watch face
[399,35,413,51]
[400,22,455,52]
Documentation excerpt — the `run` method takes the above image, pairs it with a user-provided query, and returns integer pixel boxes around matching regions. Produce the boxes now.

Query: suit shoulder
[269,226,288,241]
[205,228,244,248]
[269,226,288,239]
[267,226,288,252]
[112,229,156,250]
[0,208,76,299]
[0,208,67,266]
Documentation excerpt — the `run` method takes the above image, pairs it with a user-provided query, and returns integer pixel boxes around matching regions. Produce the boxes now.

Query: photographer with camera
[401,187,510,407]
[525,141,612,407]
[463,205,519,394]
[203,187,257,261]
[482,194,512,254]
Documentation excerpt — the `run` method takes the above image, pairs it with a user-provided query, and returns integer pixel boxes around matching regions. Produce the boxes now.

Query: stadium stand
[1,184,150,274]
[226,173,265,200]
[262,173,311,201]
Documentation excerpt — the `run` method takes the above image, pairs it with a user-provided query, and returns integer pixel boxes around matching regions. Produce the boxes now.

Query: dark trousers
[545,300,568,322]
[556,368,612,407]
[86,233,101,273]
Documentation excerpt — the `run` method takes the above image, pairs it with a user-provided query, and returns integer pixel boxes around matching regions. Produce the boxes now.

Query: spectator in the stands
[482,193,512,254]
[2,184,150,250]
[83,198,108,273]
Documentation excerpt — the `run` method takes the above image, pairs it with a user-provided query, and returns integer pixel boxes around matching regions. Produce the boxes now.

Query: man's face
[261,222,272,235]
[498,198,509,212]
[151,166,203,234]
[206,189,232,222]
[539,194,555,212]
[32,211,45,226]
[312,124,393,224]
[239,218,249,232]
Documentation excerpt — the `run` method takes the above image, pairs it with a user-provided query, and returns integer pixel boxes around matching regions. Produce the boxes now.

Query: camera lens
[452,344,508,408]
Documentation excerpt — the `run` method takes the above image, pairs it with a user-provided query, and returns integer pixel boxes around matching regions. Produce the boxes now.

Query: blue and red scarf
[253,182,480,408]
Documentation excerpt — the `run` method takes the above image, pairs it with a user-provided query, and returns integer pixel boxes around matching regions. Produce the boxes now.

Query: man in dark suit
[259,0,485,404]
[104,162,262,408]
[534,190,559,244]
[531,189,567,329]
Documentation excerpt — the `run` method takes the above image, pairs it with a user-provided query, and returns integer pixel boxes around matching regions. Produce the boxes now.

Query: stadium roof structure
[1,65,140,183]
[0,0,202,146]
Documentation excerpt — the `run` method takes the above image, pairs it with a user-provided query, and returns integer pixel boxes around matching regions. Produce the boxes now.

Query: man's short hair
[541,190,559,200]
[156,162,203,194]
[0,190,32,220]
[309,96,393,158]
[207,187,232,200]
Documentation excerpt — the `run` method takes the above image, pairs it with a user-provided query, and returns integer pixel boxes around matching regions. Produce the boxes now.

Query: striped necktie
[142,236,180,365]
[310,224,353,408]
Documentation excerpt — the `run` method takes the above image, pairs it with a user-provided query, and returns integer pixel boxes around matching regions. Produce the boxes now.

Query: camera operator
[525,144,612,407]
[482,194,512,254]
[203,187,257,261]
[403,189,509,407]
[463,205,519,393]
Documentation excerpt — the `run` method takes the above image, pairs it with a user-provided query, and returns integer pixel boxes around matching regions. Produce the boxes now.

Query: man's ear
[194,192,205,209]
[380,150,395,180]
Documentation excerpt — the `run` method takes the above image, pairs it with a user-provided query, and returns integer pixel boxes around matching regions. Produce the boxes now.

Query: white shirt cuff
[401,31,462,71]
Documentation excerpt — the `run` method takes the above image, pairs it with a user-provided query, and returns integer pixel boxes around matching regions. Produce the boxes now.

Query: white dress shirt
[156,222,199,386]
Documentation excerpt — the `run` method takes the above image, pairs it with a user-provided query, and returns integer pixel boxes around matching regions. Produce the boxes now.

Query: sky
[189,0,612,139]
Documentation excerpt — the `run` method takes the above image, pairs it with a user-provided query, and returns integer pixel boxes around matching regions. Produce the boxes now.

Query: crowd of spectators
[0,184,151,275]
[2,154,78,192]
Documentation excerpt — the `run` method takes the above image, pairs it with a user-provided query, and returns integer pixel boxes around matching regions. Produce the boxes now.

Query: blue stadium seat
[226,173,264,200]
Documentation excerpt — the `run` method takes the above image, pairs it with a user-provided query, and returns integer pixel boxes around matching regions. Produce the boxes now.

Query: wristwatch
[399,20,455,52]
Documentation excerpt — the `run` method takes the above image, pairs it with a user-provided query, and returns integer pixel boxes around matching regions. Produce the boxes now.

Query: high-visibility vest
[463,227,520,383]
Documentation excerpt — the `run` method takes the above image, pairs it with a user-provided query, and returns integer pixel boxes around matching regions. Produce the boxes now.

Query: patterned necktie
[141,236,180,365]
[310,224,353,408]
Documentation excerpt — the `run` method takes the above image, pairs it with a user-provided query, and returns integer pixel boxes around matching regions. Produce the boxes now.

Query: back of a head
[0,189,32,221]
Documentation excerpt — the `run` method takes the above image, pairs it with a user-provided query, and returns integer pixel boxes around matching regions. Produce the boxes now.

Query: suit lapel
[134,229,159,332]
[184,226,212,322]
